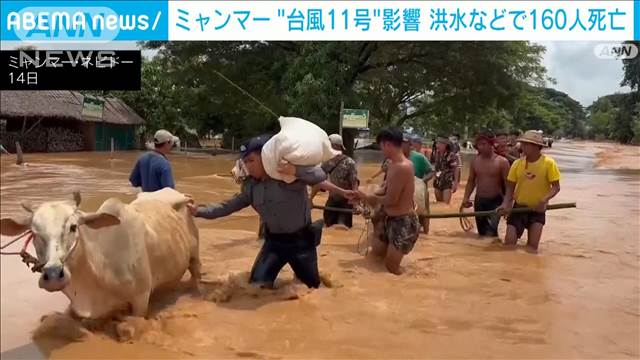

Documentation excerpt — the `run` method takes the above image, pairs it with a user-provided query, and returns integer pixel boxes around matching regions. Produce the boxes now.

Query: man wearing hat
[430,136,460,204]
[461,132,510,237]
[129,129,178,192]
[188,134,355,289]
[310,134,359,229]
[498,130,561,252]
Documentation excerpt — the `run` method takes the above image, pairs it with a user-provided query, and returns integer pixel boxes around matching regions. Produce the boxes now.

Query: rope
[356,218,371,256]
[311,203,371,255]
[0,230,43,272]
[356,203,373,255]
[213,70,280,119]
[0,230,31,251]
[459,207,473,232]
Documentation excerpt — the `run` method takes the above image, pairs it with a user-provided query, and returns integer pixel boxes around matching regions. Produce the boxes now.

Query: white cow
[0,188,201,319]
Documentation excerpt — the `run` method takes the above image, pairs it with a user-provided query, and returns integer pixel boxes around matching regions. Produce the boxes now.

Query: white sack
[261,116,340,183]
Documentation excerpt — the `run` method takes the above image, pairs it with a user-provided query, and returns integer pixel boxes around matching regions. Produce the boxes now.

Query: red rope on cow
[0,230,32,252]
[0,230,42,272]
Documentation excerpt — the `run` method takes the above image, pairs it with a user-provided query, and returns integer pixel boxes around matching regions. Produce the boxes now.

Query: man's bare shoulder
[398,159,414,172]
[496,155,510,166]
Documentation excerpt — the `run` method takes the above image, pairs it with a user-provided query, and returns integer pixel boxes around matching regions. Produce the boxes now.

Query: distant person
[450,133,463,174]
[495,130,519,165]
[508,130,521,146]
[367,157,390,184]
[129,129,178,192]
[409,135,430,158]
[408,135,435,234]
[507,130,523,163]
[498,130,561,252]
[461,133,510,237]
[494,131,509,157]
[310,134,359,229]
[429,136,438,158]
[357,128,419,275]
[430,136,459,204]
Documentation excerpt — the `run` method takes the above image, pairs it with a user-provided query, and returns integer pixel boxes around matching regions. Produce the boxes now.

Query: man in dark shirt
[129,129,177,192]
[187,134,355,288]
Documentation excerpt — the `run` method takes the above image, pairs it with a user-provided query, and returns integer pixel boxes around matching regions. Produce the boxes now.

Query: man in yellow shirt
[498,130,561,252]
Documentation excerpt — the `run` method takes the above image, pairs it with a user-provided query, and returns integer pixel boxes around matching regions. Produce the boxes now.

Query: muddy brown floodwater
[1,141,638,359]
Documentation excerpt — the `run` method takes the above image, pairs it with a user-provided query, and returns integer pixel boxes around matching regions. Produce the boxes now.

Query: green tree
[133,41,548,151]
[621,41,640,91]
[587,98,615,139]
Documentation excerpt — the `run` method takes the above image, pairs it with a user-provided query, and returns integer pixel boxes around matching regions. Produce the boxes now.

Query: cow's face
[0,193,120,292]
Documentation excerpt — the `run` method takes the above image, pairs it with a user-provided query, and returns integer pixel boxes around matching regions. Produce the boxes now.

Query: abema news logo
[1,1,168,42]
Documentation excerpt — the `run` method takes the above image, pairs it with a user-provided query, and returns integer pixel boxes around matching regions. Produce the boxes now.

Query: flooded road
[1,141,638,359]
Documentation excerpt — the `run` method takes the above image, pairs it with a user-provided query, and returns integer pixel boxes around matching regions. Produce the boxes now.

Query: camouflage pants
[372,207,420,255]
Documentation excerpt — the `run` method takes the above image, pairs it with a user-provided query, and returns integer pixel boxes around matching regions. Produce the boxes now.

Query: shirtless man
[357,128,419,275]
[461,133,510,237]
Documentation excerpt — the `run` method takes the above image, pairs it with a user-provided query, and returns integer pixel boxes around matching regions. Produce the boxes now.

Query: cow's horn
[73,191,81,207]
[21,201,33,213]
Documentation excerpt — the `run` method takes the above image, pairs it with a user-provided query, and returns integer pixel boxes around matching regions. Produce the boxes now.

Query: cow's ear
[0,215,32,236]
[78,213,120,229]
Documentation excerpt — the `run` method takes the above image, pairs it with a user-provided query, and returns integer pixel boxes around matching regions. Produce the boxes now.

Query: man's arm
[461,158,477,206]
[315,180,351,198]
[533,181,561,213]
[293,164,328,186]
[280,162,350,197]
[499,157,510,194]
[541,181,560,204]
[534,158,561,212]
[421,156,435,182]
[422,169,435,182]
[309,185,321,200]
[498,180,516,215]
[370,168,384,180]
[294,165,352,197]
[129,160,142,187]
[349,161,359,190]
[160,164,176,189]
[195,192,252,219]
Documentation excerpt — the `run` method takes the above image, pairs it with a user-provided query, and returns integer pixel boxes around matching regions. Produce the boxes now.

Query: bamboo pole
[426,202,576,219]
[312,203,577,218]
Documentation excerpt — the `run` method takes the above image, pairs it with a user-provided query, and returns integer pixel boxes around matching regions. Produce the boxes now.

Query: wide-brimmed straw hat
[518,130,546,147]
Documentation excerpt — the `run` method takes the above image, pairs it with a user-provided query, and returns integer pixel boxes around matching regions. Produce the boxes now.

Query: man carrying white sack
[188,134,355,288]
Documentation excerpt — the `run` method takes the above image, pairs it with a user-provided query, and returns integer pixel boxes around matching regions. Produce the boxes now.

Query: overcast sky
[536,41,632,106]
[3,40,632,107]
